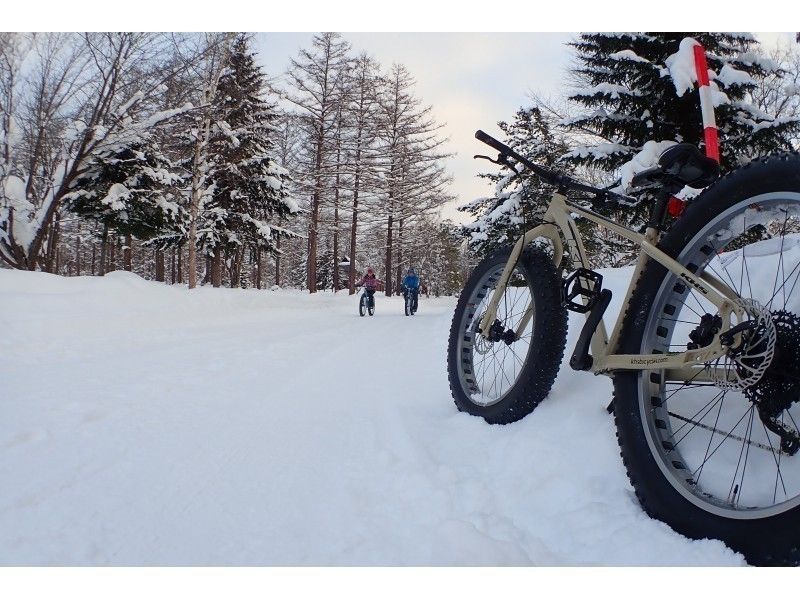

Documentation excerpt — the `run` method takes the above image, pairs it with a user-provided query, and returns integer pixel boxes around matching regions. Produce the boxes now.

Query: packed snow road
[0,270,743,565]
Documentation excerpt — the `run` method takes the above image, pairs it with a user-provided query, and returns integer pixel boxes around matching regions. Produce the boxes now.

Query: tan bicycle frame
[476,192,747,381]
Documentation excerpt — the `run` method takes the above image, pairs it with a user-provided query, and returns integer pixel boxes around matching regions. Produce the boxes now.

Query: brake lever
[473,153,512,167]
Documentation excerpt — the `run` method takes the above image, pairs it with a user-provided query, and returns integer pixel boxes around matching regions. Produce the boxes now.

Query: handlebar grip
[475,130,510,154]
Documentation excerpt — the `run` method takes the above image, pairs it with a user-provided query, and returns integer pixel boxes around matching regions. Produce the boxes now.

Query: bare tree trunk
[333,191,340,292]
[230,246,243,288]
[275,235,281,287]
[187,190,199,289]
[187,41,229,289]
[307,190,319,291]
[98,223,109,276]
[75,236,81,276]
[211,250,222,288]
[229,249,237,288]
[91,242,96,275]
[155,248,165,282]
[177,246,183,284]
[108,238,116,272]
[187,154,203,290]
[385,210,393,297]
[55,246,61,274]
[333,135,341,292]
[256,247,262,289]
[123,233,132,271]
[348,158,361,295]
[396,218,404,295]
[44,214,60,273]
[202,255,211,285]
[171,247,176,284]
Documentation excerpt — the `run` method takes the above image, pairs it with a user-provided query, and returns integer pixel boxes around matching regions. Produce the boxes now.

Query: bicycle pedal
[562,268,604,314]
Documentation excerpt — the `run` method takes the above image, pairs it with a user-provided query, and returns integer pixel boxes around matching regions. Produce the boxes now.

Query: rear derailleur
[695,308,800,455]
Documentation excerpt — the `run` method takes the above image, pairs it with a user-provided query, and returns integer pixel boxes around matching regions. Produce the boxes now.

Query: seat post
[647,185,681,230]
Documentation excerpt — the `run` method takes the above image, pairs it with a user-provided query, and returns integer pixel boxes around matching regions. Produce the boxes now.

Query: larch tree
[374,63,453,296]
[271,112,305,288]
[285,32,351,293]
[343,52,380,294]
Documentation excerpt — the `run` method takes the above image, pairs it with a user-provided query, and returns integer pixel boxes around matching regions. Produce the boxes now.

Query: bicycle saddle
[631,143,720,190]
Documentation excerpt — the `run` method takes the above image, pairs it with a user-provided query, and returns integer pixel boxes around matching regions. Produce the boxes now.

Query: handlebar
[474,129,635,206]
[475,129,510,155]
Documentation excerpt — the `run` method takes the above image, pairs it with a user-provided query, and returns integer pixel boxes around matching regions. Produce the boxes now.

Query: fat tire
[612,152,800,565]
[447,246,568,424]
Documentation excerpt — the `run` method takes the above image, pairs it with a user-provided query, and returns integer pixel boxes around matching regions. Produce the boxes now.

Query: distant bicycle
[403,287,418,316]
[357,267,380,317]
[402,267,421,317]
[359,289,375,317]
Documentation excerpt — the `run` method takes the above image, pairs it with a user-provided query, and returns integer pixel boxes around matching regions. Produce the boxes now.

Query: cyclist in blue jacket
[402,267,420,312]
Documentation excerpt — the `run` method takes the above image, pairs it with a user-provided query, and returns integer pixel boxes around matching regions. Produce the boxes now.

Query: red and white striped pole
[692,43,720,163]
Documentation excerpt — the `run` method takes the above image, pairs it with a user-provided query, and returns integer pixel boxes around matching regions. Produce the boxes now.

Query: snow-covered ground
[0,268,744,565]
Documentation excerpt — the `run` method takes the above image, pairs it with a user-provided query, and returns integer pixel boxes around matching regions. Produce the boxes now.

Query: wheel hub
[486,319,517,346]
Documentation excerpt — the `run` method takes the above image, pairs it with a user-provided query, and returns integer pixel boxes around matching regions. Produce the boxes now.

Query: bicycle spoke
[694,391,726,484]
[672,389,727,446]
[767,215,789,311]
[760,416,788,503]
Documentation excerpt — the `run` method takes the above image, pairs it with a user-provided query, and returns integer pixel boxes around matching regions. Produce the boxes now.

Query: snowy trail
[0,270,744,565]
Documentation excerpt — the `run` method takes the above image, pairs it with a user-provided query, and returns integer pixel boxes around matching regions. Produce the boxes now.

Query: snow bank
[0,270,744,565]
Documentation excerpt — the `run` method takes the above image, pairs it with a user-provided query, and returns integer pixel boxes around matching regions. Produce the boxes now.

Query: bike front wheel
[447,246,567,424]
[614,152,800,564]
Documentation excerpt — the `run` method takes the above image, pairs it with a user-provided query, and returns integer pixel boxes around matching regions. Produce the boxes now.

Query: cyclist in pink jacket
[357,267,381,308]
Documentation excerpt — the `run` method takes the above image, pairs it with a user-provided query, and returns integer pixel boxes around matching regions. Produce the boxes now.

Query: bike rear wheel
[447,246,567,424]
[614,153,800,564]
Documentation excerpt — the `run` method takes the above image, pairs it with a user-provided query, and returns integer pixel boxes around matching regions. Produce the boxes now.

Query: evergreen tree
[563,32,800,234]
[65,140,182,241]
[201,34,298,287]
[64,131,184,274]
[460,106,570,256]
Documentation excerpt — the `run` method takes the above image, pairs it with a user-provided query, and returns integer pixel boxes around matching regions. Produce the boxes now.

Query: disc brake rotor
[708,299,777,391]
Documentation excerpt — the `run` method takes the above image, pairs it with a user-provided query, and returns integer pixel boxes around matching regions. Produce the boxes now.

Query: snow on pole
[692,43,720,163]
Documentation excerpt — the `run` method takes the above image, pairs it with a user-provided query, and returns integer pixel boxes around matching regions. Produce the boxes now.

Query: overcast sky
[253,32,795,224]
